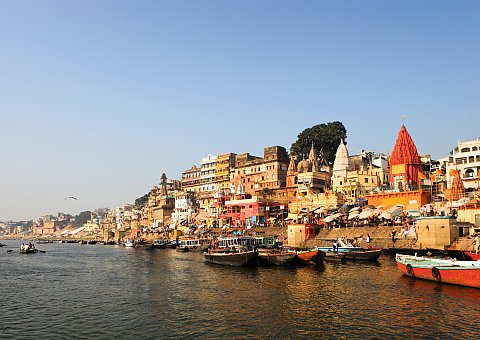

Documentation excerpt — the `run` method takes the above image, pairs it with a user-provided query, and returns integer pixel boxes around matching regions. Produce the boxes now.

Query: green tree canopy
[135,192,150,208]
[290,121,347,165]
[71,211,92,228]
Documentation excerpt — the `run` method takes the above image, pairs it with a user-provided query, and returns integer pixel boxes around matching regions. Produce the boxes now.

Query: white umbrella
[380,212,392,220]
[348,212,360,220]
[324,216,334,223]
[359,210,373,219]
[349,207,361,212]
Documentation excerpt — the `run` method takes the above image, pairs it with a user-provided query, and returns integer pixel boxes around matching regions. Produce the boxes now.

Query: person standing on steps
[391,229,397,246]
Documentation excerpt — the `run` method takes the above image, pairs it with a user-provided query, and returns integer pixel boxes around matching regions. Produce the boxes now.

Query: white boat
[124,239,136,247]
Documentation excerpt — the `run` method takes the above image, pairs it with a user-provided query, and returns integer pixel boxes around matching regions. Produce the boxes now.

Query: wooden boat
[20,247,38,254]
[396,254,480,288]
[258,250,296,266]
[295,248,322,265]
[204,247,258,267]
[124,239,136,248]
[179,238,211,252]
[464,251,480,261]
[319,247,382,262]
[151,239,168,249]
[166,240,179,249]
[176,245,191,252]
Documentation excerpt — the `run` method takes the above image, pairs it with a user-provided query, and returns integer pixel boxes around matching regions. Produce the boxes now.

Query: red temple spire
[389,125,423,189]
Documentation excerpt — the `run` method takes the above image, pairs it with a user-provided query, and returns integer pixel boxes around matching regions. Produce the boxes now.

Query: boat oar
[38,250,46,253]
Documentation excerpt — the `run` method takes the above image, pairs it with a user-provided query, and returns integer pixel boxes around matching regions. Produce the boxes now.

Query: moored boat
[464,251,480,261]
[204,247,258,267]
[294,248,323,265]
[258,249,296,266]
[176,245,191,252]
[124,239,136,248]
[317,247,382,262]
[395,254,480,288]
[152,239,168,249]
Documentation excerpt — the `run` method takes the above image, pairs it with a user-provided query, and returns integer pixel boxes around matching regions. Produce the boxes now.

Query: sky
[1,0,479,220]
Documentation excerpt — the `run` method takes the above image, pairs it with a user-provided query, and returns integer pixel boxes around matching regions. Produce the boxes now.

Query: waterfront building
[231,146,289,197]
[214,153,236,190]
[171,191,196,225]
[223,196,285,227]
[331,141,388,203]
[295,143,331,196]
[389,125,423,191]
[366,124,430,210]
[146,173,175,228]
[181,165,202,192]
[445,138,480,190]
[200,154,218,192]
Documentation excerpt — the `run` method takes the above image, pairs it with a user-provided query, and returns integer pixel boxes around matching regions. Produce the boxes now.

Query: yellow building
[214,153,236,190]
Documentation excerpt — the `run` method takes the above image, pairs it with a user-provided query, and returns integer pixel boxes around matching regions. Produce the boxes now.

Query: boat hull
[258,251,296,266]
[464,251,480,261]
[295,249,319,264]
[204,249,257,267]
[396,255,480,288]
[20,248,38,254]
[322,249,382,262]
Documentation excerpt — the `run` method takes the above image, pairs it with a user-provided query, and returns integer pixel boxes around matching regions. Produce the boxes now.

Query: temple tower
[333,139,350,178]
[389,125,423,190]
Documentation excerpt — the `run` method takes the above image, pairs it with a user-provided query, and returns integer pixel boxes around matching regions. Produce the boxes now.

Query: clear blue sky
[1,0,479,220]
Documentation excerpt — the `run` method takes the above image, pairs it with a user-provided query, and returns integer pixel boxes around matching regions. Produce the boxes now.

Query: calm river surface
[1,240,479,339]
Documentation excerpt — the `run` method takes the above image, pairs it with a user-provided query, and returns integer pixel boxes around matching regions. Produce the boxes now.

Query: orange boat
[396,254,480,288]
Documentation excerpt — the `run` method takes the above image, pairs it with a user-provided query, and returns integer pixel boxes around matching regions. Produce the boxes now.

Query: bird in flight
[64,196,78,201]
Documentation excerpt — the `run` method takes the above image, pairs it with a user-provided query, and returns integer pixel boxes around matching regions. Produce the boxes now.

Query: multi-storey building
[200,154,218,192]
[446,139,480,190]
[214,153,236,190]
[181,165,201,192]
[332,140,389,202]
[171,191,196,225]
[231,146,289,196]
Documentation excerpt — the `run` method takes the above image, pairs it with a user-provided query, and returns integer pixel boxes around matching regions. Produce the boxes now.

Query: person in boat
[366,234,371,243]
[28,242,33,249]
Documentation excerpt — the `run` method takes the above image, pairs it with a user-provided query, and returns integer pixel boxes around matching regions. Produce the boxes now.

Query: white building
[446,139,480,190]
[200,154,218,192]
[172,193,196,224]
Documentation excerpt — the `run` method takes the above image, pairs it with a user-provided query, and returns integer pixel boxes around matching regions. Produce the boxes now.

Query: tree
[134,192,150,208]
[260,188,273,198]
[71,211,93,228]
[290,121,347,165]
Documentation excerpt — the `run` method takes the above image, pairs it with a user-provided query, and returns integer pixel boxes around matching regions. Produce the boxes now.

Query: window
[364,178,369,183]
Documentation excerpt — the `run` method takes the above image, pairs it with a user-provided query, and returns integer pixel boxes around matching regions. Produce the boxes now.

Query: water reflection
[0,241,478,338]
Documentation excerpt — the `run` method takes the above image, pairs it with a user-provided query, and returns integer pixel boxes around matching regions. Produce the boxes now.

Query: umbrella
[380,212,392,220]
[324,216,334,223]
[331,213,344,220]
[348,212,360,220]
[390,207,403,218]
[359,210,373,219]
[349,207,361,212]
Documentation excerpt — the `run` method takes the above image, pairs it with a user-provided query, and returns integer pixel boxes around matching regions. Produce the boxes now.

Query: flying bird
[64,196,78,201]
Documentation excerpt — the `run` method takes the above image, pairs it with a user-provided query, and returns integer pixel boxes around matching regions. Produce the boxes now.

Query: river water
[1,240,479,339]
